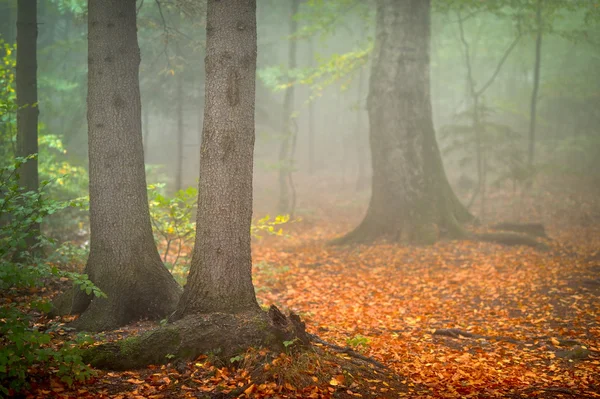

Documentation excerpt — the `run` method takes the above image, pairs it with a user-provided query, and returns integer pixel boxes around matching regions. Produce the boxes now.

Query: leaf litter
[13,178,600,398]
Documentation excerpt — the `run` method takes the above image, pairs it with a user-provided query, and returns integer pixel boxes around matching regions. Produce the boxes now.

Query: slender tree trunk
[174,0,261,317]
[142,101,149,159]
[355,65,368,191]
[527,0,543,171]
[67,0,181,332]
[16,0,39,241]
[0,2,16,47]
[277,0,299,214]
[175,59,184,192]
[334,0,471,246]
[307,36,315,175]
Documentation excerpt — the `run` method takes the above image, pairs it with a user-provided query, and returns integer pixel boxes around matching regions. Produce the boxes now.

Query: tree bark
[173,0,261,317]
[67,0,181,331]
[334,0,472,246]
[16,0,38,192]
[277,0,300,214]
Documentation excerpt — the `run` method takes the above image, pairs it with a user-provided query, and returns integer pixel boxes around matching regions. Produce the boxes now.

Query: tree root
[83,305,308,370]
[308,333,387,370]
[489,222,547,238]
[473,231,548,250]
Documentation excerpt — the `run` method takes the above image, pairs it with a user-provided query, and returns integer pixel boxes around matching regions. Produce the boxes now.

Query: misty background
[1,0,598,233]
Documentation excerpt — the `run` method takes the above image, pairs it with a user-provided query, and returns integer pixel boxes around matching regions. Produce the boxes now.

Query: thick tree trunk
[277,0,299,214]
[16,0,38,193]
[173,0,261,317]
[66,0,181,331]
[334,0,471,246]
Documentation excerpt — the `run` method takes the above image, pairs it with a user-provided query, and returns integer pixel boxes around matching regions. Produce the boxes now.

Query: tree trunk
[355,65,368,191]
[16,0,39,245]
[333,0,472,246]
[173,0,261,317]
[175,58,184,192]
[142,101,149,159]
[527,0,543,171]
[307,36,316,175]
[277,0,299,214]
[67,0,181,332]
[83,0,310,370]
[0,2,16,47]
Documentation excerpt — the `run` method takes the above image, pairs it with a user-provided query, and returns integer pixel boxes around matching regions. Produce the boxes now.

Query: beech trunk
[334,0,472,245]
[65,0,181,331]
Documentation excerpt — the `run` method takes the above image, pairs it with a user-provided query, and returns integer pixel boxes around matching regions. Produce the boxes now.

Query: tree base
[83,306,309,370]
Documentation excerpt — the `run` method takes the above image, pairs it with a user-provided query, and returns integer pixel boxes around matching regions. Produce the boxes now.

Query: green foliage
[251,214,289,238]
[0,40,17,163]
[147,184,290,284]
[148,184,197,280]
[0,158,102,396]
[346,334,370,350]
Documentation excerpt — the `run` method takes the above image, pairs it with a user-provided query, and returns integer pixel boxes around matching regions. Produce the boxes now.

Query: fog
[8,0,598,224]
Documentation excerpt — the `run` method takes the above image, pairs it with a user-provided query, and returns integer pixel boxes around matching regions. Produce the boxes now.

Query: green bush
[147,184,290,285]
[0,157,102,396]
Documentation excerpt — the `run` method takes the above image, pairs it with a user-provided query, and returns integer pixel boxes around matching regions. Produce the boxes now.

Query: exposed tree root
[83,306,309,370]
[489,222,548,238]
[308,333,387,370]
[474,231,548,250]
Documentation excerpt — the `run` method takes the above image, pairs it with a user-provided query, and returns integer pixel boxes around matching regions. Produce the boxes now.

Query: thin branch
[154,0,171,69]
[476,34,521,96]
[456,11,476,98]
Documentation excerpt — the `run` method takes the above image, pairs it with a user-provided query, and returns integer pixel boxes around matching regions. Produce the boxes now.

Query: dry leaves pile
[17,176,600,398]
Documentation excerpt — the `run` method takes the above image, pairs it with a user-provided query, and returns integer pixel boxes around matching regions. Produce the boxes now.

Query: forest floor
[15,174,600,398]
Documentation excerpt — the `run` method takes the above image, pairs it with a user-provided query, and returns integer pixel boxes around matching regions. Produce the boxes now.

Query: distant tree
[56,0,181,331]
[0,1,16,47]
[16,0,39,246]
[83,0,307,369]
[334,0,472,245]
[278,0,301,215]
[527,0,543,172]
[16,0,38,192]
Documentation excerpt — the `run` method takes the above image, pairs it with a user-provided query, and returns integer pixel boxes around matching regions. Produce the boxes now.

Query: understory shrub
[0,157,102,396]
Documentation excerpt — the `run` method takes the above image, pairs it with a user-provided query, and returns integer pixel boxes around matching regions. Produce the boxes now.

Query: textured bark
[16,0,38,193]
[68,0,181,331]
[334,0,471,246]
[173,0,260,317]
[79,1,310,369]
